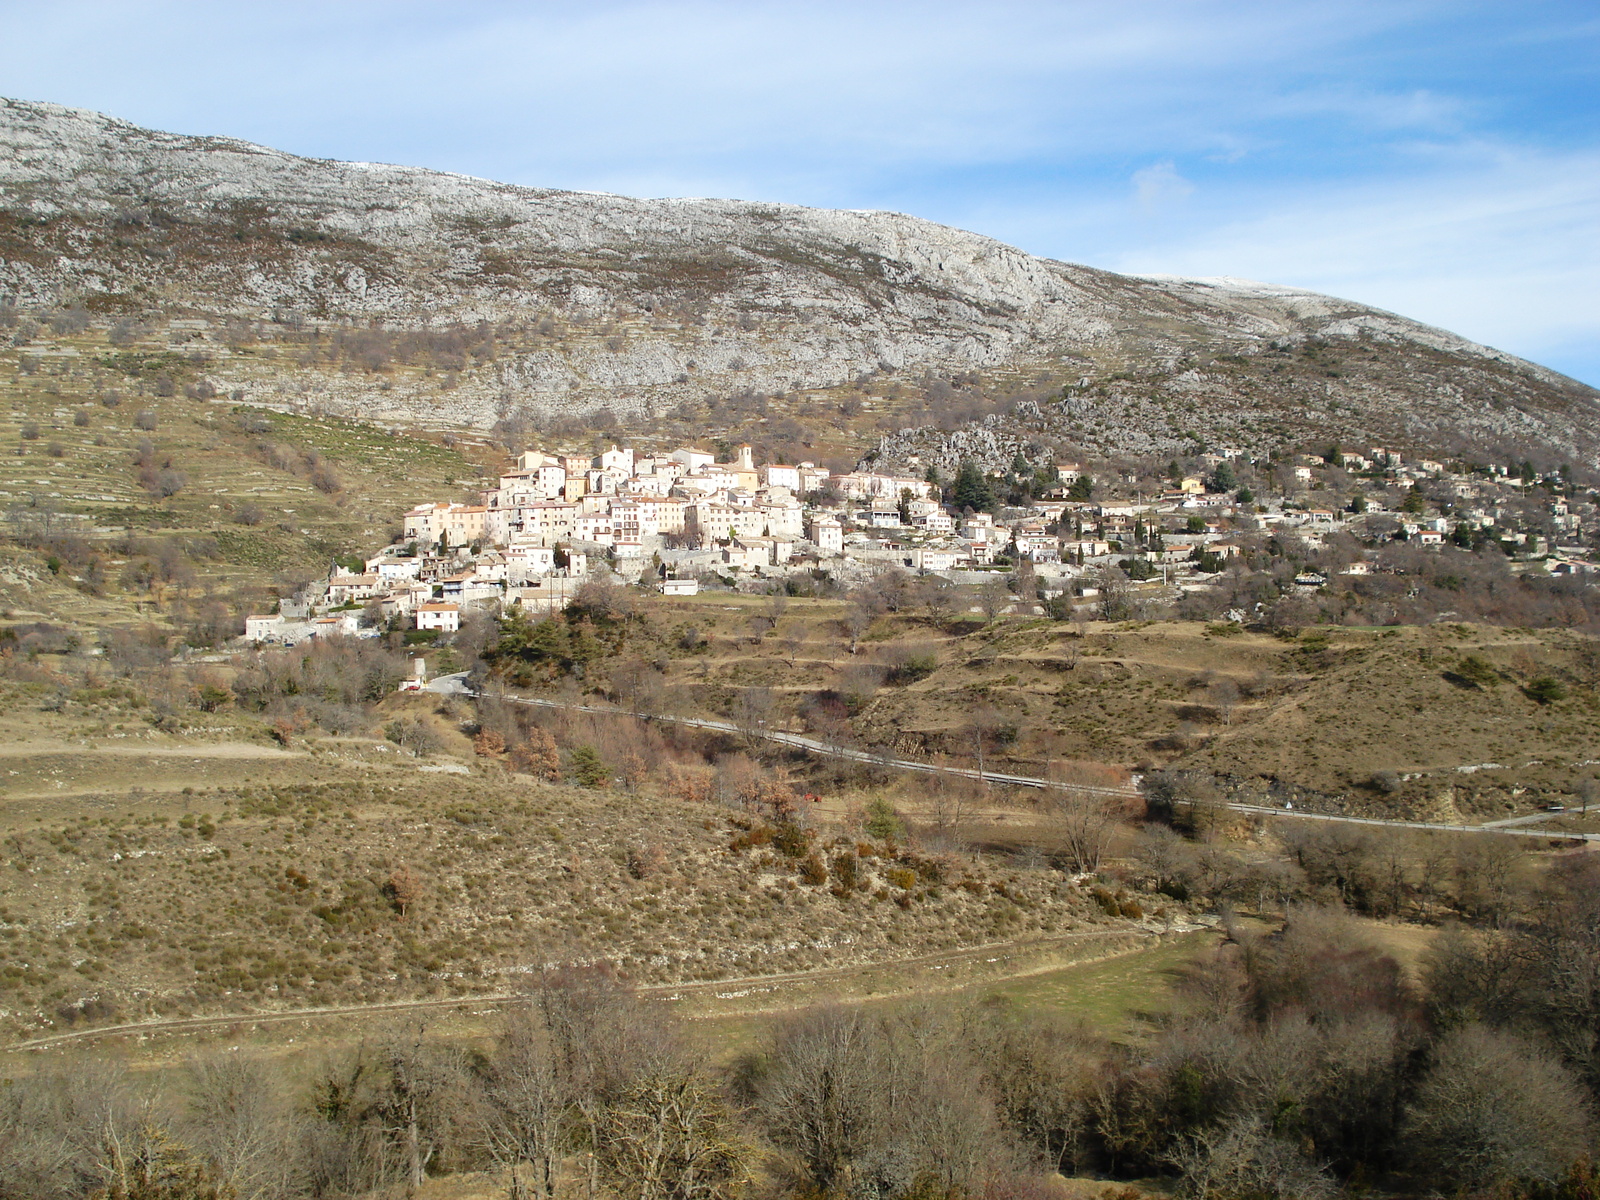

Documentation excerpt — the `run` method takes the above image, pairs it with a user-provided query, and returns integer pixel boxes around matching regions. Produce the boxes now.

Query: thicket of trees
[5,901,1597,1200]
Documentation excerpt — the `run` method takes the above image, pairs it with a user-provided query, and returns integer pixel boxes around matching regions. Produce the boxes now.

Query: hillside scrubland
[3,96,1600,1200]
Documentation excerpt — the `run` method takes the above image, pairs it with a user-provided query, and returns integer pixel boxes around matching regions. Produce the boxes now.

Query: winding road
[478,684,1600,843]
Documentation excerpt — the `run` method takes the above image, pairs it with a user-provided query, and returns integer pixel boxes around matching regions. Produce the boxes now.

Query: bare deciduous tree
[1453,834,1526,927]
[1049,789,1122,874]
[477,1004,567,1200]
[1168,1112,1336,1200]
[181,1054,291,1200]
[745,1006,886,1194]
[1404,1024,1595,1190]
[1133,824,1196,896]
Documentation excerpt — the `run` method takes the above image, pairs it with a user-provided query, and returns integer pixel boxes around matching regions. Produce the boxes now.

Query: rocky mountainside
[2,96,1597,466]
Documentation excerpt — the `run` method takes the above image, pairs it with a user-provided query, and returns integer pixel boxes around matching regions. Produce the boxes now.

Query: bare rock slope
[2,97,1596,463]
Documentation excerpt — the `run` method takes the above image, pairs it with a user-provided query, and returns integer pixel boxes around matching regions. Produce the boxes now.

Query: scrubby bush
[567,745,609,787]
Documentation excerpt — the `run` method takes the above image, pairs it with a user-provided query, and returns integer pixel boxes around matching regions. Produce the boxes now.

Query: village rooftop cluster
[245,442,1594,643]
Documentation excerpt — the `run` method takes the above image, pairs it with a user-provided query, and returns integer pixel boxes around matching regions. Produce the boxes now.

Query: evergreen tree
[568,745,609,787]
[952,460,994,511]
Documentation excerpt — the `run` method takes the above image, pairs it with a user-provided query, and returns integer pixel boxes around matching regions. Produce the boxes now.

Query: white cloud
[1108,145,1600,378]
[0,0,1593,383]
[1132,161,1195,213]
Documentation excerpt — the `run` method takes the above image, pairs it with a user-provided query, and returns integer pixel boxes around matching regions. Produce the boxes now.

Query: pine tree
[952,460,994,511]
[568,745,609,787]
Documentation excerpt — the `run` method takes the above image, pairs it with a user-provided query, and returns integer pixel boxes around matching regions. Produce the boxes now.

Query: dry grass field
[0,672,1152,1044]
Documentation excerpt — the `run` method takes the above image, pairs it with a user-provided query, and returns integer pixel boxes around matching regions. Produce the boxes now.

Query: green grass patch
[967,929,1216,1039]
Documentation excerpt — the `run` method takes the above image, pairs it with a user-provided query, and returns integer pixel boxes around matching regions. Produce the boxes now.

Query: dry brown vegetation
[0,660,1129,1042]
[2,592,1599,1199]
[6,888,1600,1200]
[0,321,498,639]
[513,591,1600,821]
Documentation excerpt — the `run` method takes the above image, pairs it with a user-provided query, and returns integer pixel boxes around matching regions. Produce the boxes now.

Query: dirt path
[5,926,1172,1055]
[0,739,304,759]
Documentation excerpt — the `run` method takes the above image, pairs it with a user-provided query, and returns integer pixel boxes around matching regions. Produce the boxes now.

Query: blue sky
[1,1,1596,386]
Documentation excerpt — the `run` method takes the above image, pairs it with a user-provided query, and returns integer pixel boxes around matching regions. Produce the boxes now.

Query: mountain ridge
[2,96,1596,467]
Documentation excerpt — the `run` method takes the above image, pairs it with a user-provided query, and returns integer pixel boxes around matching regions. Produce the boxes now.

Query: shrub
[1453,655,1499,689]
[626,844,665,880]
[863,797,904,842]
[831,852,859,889]
[1090,885,1122,916]
[771,823,811,859]
[19,423,39,440]
[885,866,917,890]
[799,855,828,886]
[133,409,158,431]
[1525,677,1566,705]
[729,824,774,852]
[568,745,609,788]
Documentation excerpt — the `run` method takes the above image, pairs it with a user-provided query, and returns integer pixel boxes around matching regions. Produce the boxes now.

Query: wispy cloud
[1132,161,1196,214]
[1109,144,1600,378]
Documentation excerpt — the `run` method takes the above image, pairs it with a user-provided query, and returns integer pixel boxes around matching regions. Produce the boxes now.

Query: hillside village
[246,439,1597,643]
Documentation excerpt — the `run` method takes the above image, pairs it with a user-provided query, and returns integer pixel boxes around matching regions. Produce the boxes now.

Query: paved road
[1480,807,1590,829]
[495,692,1138,799]
[491,690,1600,842]
[1201,801,1599,842]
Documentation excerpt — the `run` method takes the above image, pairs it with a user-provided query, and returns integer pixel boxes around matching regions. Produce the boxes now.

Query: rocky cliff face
[2,97,1596,465]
